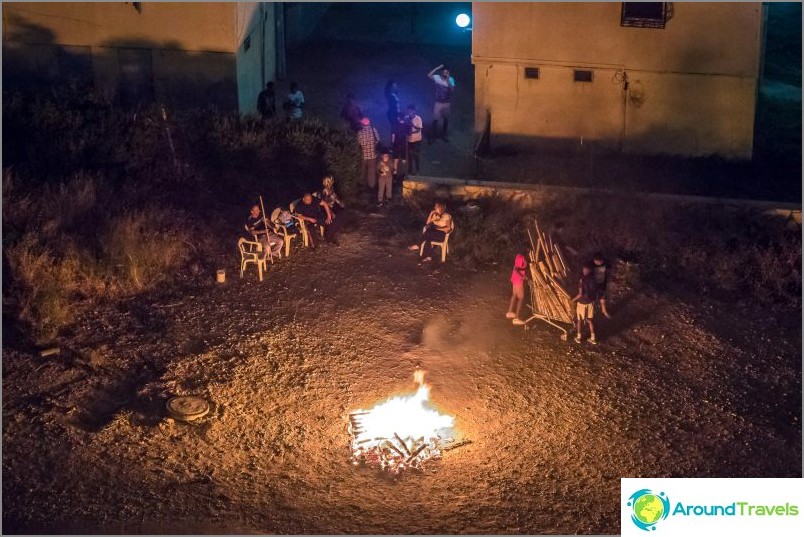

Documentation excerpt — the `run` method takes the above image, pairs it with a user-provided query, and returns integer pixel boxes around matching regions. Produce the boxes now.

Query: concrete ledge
[403,175,802,223]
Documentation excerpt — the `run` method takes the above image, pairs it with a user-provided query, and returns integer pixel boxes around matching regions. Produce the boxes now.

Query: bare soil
[2,206,801,535]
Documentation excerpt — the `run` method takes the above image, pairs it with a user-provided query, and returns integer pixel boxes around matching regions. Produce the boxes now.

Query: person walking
[356,116,380,191]
[285,82,305,121]
[257,82,276,119]
[427,64,455,142]
[406,105,423,175]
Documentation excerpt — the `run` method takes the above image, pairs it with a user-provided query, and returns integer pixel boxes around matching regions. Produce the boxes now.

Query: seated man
[408,201,453,262]
[245,204,283,258]
[294,192,341,247]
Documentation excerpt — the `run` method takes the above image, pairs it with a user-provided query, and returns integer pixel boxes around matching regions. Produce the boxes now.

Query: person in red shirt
[507,254,529,325]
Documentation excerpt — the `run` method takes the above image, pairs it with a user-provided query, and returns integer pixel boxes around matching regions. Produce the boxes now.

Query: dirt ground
[2,204,801,534]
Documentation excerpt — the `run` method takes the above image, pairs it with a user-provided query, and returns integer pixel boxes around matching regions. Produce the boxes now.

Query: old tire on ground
[165,396,210,422]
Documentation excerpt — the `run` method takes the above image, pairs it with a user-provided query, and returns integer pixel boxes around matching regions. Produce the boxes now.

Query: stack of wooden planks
[524,220,574,337]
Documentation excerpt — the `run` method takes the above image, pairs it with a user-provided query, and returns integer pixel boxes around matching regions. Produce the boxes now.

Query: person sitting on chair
[245,204,283,258]
[318,176,345,214]
[408,201,452,262]
[294,192,341,247]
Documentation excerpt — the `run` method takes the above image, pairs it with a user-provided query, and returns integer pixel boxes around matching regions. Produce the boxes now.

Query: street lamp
[455,13,471,29]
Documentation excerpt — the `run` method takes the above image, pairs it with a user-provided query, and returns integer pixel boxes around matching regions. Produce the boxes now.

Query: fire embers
[349,413,448,474]
[347,371,455,474]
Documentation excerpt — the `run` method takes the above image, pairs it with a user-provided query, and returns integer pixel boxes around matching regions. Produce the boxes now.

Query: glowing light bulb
[455,13,471,28]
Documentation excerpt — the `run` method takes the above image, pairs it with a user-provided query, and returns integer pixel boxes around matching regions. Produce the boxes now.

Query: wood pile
[348,412,447,474]
[524,220,575,335]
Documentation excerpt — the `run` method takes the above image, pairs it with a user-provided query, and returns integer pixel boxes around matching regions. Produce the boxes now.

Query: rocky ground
[2,205,801,534]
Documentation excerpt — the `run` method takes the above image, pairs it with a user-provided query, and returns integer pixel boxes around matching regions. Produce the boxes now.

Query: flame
[349,370,455,471]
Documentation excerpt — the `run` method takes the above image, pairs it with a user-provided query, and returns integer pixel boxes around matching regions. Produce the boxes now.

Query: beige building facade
[2,2,279,113]
[472,2,765,159]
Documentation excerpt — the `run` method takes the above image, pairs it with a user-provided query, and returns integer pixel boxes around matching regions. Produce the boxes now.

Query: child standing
[571,263,598,344]
[376,151,393,206]
[506,254,529,325]
[592,251,612,319]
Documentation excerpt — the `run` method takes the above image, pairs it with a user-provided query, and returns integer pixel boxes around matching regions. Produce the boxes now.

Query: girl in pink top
[507,254,528,325]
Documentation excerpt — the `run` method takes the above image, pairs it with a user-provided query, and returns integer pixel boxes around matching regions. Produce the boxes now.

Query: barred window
[621,3,668,29]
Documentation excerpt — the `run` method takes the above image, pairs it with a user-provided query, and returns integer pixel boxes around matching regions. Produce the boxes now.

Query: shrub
[103,208,190,291]
[4,234,83,342]
[180,111,362,202]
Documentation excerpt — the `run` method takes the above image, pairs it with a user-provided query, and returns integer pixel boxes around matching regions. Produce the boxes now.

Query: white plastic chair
[238,237,268,281]
[243,224,280,264]
[419,223,454,263]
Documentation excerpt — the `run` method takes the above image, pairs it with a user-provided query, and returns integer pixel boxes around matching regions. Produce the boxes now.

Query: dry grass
[103,209,189,292]
[3,171,191,342]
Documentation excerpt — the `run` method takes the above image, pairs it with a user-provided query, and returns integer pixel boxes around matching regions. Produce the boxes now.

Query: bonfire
[348,370,456,474]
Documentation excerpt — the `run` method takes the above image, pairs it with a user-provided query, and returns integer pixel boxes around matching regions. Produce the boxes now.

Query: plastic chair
[243,224,281,264]
[269,207,300,258]
[238,237,268,281]
[419,223,454,263]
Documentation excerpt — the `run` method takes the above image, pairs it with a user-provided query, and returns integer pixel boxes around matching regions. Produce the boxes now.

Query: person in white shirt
[285,82,304,120]
[405,105,423,174]
[427,64,455,142]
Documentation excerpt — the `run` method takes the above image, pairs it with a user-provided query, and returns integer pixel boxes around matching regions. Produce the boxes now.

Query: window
[621,2,668,29]
[573,69,593,83]
[524,67,540,80]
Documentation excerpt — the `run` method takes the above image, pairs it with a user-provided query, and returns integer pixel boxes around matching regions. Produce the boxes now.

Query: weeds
[103,209,189,291]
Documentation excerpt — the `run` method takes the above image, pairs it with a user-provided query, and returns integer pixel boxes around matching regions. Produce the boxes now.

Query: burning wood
[348,370,455,474]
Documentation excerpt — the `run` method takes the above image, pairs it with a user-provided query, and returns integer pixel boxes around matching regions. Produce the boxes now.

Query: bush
[180,110,362,202]
[103,208,190,291]
[4,234,83,343]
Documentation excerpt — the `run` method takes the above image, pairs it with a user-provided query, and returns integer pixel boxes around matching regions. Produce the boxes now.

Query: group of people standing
[257,81,305,121]
[255,63,457,207]
[346,63,455,206]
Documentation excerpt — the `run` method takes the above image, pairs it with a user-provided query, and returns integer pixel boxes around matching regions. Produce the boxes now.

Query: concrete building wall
[236,2,278,114]
[472,2,764,158]
[2,2,276,112]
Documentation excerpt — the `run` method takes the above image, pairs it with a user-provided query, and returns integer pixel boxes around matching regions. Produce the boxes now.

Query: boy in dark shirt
[571,263,598,344]
[592,252,612,319]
